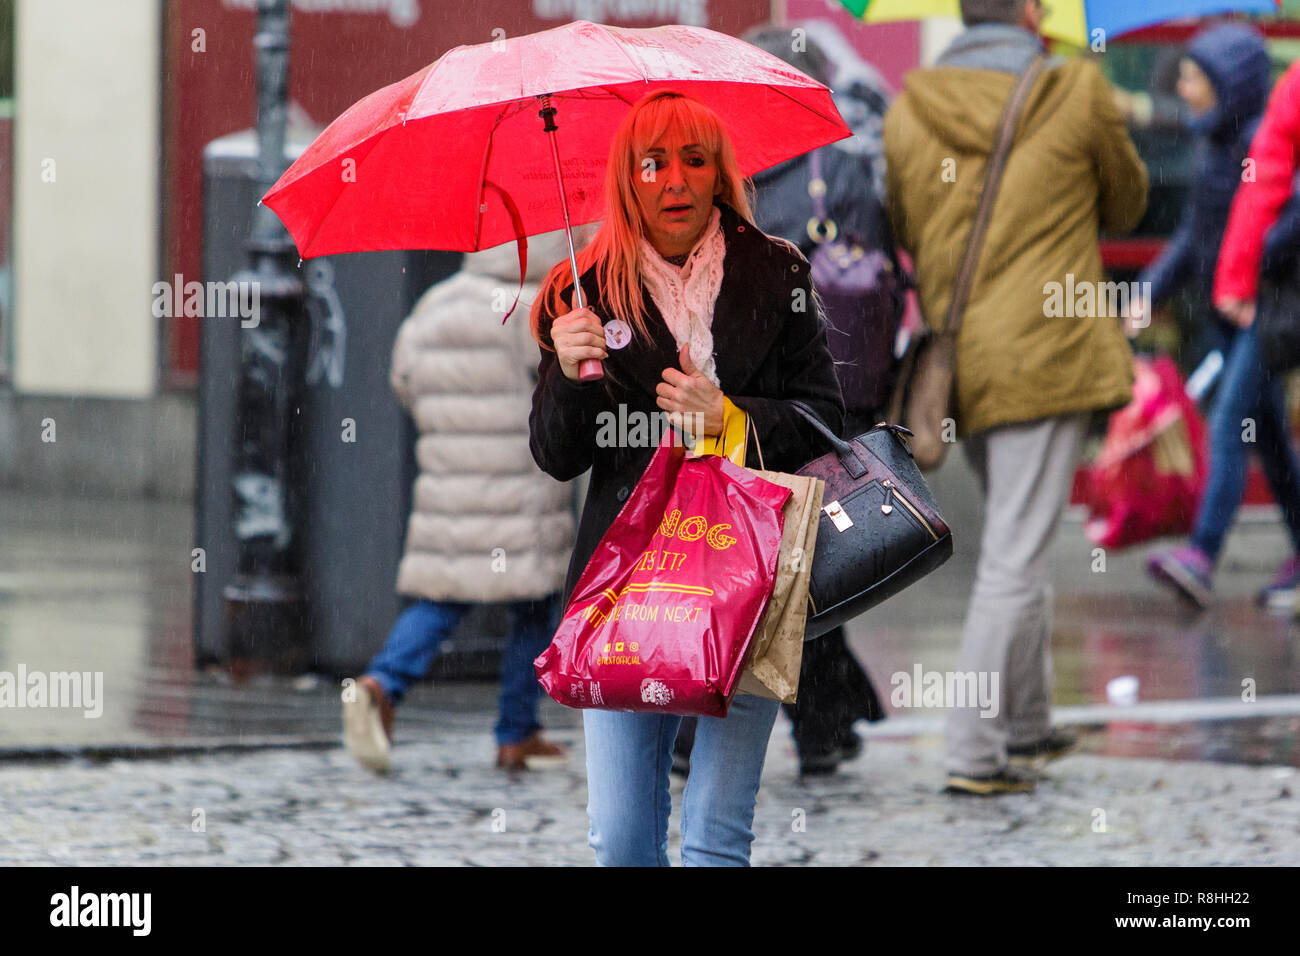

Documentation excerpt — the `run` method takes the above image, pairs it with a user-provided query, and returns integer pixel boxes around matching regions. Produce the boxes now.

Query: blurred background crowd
[5,0,1300,779]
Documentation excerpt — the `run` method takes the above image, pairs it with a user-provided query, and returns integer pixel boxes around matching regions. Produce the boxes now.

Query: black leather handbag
[790,400,954,640]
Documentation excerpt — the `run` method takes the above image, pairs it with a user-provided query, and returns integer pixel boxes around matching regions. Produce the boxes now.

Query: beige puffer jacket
[390,231,587,603]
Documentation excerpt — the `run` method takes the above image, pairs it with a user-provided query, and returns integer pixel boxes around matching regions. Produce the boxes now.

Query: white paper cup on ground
[1106,675,1139,706]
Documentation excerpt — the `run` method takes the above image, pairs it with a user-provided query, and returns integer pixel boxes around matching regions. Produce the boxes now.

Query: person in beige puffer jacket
[342,229,589,774]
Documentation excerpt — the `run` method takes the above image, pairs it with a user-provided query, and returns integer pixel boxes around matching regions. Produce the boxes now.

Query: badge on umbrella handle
[581,320,631,380]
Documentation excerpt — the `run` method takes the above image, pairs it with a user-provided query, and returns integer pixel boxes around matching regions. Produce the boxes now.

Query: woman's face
[1177,58,1216,116]
[632,127,722,258]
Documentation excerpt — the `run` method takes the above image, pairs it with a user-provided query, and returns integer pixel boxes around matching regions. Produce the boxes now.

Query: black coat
[530,202,846,602]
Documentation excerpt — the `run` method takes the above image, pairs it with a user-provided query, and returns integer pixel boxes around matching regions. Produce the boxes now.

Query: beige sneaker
[342,676,394,774]
[943,765,1039,796]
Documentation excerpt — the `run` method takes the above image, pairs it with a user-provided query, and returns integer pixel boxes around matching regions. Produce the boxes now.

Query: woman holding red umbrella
[529,90,844,866]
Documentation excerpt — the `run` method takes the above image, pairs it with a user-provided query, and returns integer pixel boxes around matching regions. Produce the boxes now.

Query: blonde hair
[531,91,755,347]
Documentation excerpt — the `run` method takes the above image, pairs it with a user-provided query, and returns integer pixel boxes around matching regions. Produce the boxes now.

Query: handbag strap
[788,399,920,478]
[788,399,853,456]
[941,53,1045,335]
[745,413,767,472]
[787,399,872,479]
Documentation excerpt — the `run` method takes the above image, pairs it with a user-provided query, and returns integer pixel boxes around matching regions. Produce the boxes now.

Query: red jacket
[1216,62,1300,302]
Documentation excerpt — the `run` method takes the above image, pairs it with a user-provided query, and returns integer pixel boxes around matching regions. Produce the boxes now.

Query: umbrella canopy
[260,19,851,260]
[836,0,1277,48]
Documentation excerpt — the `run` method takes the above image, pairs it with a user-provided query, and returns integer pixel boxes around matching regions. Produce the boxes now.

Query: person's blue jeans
[582,693,780,867]
[364,595,560,746]
[1191,323,1300,561]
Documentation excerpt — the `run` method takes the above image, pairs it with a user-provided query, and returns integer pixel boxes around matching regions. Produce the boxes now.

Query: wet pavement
[3,484,1298,760]
[2,729,1297,865]
[2,461,1300,862]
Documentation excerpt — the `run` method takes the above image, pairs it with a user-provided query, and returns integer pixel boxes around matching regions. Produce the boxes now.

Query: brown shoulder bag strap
[942,53,1046,335]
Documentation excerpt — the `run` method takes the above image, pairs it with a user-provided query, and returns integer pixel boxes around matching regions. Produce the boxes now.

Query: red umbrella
[261,19,851,379]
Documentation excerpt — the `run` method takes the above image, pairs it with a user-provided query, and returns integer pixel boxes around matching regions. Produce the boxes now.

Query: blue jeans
[364,595,559,746]
[582,693,780,867]
[1190,323,1300,561]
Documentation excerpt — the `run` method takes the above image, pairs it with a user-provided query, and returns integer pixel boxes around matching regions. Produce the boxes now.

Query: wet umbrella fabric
[259,19,852,260]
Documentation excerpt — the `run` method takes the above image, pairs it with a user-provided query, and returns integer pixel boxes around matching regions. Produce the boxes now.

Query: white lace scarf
[638,205,725,387]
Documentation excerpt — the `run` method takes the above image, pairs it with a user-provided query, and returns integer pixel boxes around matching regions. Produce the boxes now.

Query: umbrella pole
[539,96,603,382]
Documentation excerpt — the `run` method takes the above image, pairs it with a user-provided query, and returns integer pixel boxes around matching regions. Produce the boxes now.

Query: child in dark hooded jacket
[1147,23,1300,610]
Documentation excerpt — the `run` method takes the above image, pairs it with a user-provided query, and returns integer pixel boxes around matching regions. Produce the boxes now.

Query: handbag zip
[881,479,940,541]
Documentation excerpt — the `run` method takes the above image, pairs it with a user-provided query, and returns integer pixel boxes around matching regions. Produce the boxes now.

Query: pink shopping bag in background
[1081,354,1208,550]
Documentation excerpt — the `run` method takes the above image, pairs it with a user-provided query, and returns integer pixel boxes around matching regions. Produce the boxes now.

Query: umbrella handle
[574,284,604,381]
[540,93,604,383]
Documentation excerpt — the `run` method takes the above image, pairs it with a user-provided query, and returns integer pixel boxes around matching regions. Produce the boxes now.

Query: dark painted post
[223,0,309,673]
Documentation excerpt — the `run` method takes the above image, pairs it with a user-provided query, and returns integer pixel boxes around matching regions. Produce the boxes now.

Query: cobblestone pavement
[3,723,1298,866]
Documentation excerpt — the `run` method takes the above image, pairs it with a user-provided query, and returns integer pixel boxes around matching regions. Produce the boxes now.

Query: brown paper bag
[736,471,824,703]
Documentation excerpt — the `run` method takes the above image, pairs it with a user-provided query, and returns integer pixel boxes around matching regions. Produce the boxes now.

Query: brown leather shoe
[342,676,394,773]
[495,732,569,771]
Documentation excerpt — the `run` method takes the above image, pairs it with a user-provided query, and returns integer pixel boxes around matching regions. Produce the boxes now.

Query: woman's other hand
[1216,297,1256,329]
[551,306,608,382]
[657,345,725,437]
[1122,297,1148,339]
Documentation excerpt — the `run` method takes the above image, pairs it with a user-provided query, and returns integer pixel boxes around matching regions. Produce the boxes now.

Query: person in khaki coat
[341,230,585,774]
[884,0,1147,794]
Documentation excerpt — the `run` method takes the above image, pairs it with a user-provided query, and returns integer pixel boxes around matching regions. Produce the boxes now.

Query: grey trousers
[944,413,1088,776]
